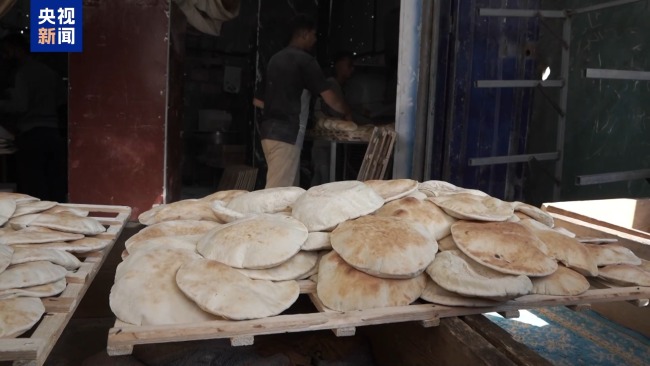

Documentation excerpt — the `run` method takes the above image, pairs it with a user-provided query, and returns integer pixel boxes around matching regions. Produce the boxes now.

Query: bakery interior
[0,0,649,365]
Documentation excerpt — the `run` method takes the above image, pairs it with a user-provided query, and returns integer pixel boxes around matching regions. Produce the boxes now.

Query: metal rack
[473,0,647,200]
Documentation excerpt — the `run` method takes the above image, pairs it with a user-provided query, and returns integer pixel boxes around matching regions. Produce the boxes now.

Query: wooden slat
[0,203,131,366]
[298,280,315,294]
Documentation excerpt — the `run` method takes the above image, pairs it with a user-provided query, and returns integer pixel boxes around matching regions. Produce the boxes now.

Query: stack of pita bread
[0,192,109,338]
[110,180,649,326]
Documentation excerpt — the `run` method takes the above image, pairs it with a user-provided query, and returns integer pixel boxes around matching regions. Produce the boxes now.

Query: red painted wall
[69,0,172,218]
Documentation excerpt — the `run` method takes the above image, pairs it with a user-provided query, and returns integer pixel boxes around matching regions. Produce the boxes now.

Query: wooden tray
[107,273,650,356]
[1,203,131,366]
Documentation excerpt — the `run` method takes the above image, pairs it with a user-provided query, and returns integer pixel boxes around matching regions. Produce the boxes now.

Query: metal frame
[473,0,645,200]
[584,68,650,81]
[576,169,650,186]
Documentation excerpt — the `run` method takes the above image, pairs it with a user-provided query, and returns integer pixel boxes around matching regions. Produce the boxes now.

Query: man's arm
[320,89,353,121]
[253,98,264,109]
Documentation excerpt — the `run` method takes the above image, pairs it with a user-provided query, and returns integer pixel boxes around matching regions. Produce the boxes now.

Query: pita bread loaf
[427,250,532,298]
[10,213,106,235]
[0,298,45,338]
[138,199,223,225]
[200,190,248,204]
[598,264,650,286]
[584,244,642,266]
[430,193,514,222]
[110,248,217,325]
[124,237,199,258]
[0,192,39,203]
[292,181,384,231]
[124,220,219,251]
[11,201,57,218]
[640,259,650,273]
[177,258,300,320]
[553,226,576,238]
[451,221,557,277]
[226,187,305,214]
[10,247,81,270]
[0,226,84,245]
[531,266,590,296]
[237,251,319,281]
[512,202,554,228]
[406,190,428,200]
[331,216,437,279]
[363,179,418,202]
[418,181,488,198]
[42,206,89,217]
[210,200,248,223]
[0,278,66,300]
[301,232,332,251]
[375,197,456,240]
[437,235,458,251]
[520,219,598,276]
[0,199,16,226]
[507,214,521,223]
[0,261,67,290]
[316,251,426,311]
[421,276,502,307]
[0,245,13,273]
[197,214,307,269]
[13,237,112,253]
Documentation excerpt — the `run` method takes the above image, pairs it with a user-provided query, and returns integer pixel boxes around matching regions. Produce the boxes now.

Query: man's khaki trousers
[261,139,300,188]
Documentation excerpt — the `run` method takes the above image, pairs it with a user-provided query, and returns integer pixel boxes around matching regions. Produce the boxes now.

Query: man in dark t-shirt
[254,15,352,188]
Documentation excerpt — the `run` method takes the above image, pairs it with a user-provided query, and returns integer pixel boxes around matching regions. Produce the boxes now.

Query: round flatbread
[427,250,532,298]
[598,264,650,287]
[0,192,39,204]
[301,232,332,251]
[138,199,223,225]
[200,190,248,204]
[430,193,513,222]
[316,251,426,311]
[236,251,319,281]
[226,187,305,214]
[418,181,488,198]
[10,247,81,270]
[437,235,458,251]
[363,179,418,202]
[0,278,67,300]
[375,197,456,240]
[125,220,220,252]
[11,201,57,218]
[451,221,557,277]
[640,259,650,273]
[10,213,105,235]
[197,214,308,269]
[331,215,437,279]
[122,237,200,260]
[584,244,642,267]
[291,181,384,231]
[0,226,84,245]
[42,206,89,217]
[210,200,248,223]
[421,276,502,307]
[0,261,67,291]
[0,199,16,226]
[0,298,45,338]
[177,258,300,320]
[0,245,13,273]
[12,237,112,253]
[109,248,216,326]
[512,202,554,228]
[406,191,428,200]
[519,219,598,277]
[531,266,590,296]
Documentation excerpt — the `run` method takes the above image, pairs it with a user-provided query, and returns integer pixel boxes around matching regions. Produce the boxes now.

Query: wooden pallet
[106,277,649,356]
[1,203,131,366]
[357,127,397,180]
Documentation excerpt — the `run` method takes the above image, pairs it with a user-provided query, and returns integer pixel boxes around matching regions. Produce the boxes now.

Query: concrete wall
[526,1,650,205]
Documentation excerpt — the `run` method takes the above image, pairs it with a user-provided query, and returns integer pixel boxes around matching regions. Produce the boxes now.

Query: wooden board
[0,204,131,366]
